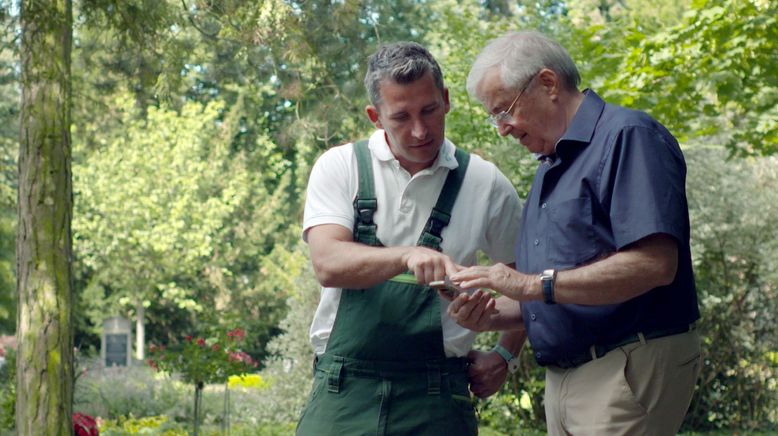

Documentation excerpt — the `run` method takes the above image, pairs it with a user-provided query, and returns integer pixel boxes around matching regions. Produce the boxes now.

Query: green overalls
[296,141,478,436]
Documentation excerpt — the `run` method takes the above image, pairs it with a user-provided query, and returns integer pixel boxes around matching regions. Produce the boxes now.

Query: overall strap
[417,148,470,251]
[352,140,380,246]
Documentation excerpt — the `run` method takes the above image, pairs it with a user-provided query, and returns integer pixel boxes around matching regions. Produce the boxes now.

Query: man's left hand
[467,349,508,399]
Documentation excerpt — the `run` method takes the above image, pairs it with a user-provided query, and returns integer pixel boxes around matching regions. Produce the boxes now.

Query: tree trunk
[16,1,74,435]
[135,300,145,360]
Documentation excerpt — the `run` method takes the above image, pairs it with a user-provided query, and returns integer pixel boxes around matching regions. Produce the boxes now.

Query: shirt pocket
[546,197,600,266]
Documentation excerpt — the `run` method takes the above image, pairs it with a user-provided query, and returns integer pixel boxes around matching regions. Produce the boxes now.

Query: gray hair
[364,41,445,107]
[466,31,580,101]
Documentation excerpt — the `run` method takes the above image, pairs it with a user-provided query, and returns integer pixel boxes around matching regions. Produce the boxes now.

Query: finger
[474,298,492,326]
[443,258,462,279]
[450,266,486,282]
[484,297,499,315]
[446,292,471,316]
[457,291,486,321]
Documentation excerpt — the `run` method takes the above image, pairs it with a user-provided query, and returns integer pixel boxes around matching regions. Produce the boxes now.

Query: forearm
[308,223,459,289]
[456,234,678,306]
[554,238,677,305]
[495,326,526,357]
[311,238,411,288]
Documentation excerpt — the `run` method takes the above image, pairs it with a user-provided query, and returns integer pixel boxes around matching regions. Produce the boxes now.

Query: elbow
[642,233,679,289]
[653,248,678,287]
[655,260,677,287]
[312,260,340,288]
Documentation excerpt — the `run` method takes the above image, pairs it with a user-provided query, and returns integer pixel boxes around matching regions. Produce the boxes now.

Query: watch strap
[541,269,556,305]
[492,344,520,373]
[492,344,514,363]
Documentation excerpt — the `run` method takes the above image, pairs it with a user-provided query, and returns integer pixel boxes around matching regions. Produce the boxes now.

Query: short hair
[364,41,445,107]
[466,31,580,101]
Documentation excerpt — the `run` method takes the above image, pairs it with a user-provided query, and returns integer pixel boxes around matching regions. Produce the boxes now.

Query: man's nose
[412,118,428,139]
[497,121,511,137]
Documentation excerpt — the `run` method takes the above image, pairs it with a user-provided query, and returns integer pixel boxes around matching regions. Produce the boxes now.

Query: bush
[75,363,188,420]
[682,148,778,431]
[0,347,15,432]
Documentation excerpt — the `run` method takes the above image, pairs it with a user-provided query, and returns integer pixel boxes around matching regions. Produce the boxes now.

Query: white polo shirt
[303,129,522,357]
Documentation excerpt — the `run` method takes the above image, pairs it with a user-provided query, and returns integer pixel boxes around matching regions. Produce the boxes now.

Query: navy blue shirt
[518,90,700,366]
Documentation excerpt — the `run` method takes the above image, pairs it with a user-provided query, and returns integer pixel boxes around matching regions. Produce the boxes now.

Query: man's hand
[445,290,499,332]
[451,263,536,301]
[402,246,462,285]
[467,349,508,399]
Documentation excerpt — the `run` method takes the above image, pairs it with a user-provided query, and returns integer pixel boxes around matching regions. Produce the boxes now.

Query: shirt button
[530,313,537,321]
[534,239,539,246]
[541,202,547,209]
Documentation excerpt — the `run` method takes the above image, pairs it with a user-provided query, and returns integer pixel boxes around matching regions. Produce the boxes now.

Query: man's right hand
[402,246,462,285]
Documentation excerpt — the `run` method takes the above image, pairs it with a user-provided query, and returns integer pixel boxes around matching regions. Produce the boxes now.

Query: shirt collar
[537,89,605,162]
[367,129,459,171]
[558,89,605,144]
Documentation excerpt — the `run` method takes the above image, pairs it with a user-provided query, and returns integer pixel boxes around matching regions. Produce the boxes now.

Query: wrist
[492,344,520,373]
[539,269,557,304]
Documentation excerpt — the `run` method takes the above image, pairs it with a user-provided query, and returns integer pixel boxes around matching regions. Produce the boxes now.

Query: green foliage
[242,244,319,426]
[682,147,778,431]
[0,0,775,433]
[0,0,17,336]
[75,364,187,420]
[605,0,778,156]
[0,347,15,432]
[98,414,188,435]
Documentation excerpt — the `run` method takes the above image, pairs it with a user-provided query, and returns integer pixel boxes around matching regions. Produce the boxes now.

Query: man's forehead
[478,70,511,111]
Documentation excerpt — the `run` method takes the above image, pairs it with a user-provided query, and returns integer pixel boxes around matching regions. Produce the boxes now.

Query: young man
[297,42,524,435]
[448,31,701,435]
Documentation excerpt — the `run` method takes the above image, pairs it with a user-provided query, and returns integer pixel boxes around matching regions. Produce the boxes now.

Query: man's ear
[538,68,560,100]
[366,105,382,129]
[443,87,450,114]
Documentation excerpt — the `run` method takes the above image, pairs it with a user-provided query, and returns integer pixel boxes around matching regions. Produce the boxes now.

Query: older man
[448,31,701,435]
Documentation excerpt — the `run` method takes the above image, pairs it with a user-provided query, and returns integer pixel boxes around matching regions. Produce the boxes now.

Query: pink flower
[227,328,245,341]
[228,351,257,367]
[196,338,206,347]
[211,343,220,352]
[185,335,193,342]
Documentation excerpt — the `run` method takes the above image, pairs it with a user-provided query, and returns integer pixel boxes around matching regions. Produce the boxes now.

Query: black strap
[417,148,470,251]
[351,140,470,251]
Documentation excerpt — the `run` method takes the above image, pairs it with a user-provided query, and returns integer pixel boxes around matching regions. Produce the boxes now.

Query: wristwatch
[492,344,521,374]
[540,269,557,304]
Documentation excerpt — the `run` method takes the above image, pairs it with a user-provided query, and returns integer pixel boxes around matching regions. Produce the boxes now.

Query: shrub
[0,347,15,432]
[74,363,188,420]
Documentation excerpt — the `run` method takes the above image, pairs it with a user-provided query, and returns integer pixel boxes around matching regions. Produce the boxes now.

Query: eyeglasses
[487,73,538,128]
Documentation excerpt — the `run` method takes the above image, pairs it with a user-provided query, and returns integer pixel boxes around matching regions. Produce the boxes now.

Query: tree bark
[16,1,74,435]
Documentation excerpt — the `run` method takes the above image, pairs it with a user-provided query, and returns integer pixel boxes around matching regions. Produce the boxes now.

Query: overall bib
[297,140,478,436]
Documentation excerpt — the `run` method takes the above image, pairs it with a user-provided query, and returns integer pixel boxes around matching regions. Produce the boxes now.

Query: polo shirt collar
[368,129,459,171]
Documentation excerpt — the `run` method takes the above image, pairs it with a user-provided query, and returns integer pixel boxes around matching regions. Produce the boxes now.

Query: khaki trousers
[544,329,701,436]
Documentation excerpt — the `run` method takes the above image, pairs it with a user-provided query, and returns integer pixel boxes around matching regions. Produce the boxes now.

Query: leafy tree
[249,241,318,426]
[16,0,74,434]
[73,95,262,359]
[0,0,18,334]
[683,147,778,430]
[605,0,778,156]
